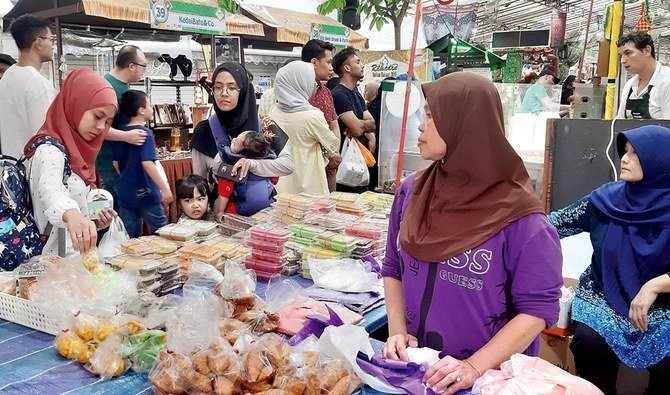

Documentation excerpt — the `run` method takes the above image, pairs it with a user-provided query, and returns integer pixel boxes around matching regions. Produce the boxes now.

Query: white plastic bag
[336,137,369,187]
[98,217,129,260]
[316,324,404,394]
[308,257,381,293]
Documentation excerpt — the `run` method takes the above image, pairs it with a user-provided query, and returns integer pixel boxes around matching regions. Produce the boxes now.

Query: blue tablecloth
[0,275,390,394]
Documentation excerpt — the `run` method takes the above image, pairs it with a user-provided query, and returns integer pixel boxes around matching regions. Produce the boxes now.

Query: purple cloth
[381,173,563,359]
[288,306,344,346]
[357,353,439,395]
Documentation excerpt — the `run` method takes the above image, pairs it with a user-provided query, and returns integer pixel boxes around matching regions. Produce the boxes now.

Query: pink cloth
[276,297,363,335]
[472,354,603,395]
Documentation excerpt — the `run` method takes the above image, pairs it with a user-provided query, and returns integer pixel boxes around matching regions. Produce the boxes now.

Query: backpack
[0,136,71,270]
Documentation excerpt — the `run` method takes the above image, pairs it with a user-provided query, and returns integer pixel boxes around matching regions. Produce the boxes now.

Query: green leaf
[218,0,238,13]
[317,0,346,15]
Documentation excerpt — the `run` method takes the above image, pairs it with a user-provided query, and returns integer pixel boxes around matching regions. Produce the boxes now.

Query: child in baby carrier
[215,131,278,221]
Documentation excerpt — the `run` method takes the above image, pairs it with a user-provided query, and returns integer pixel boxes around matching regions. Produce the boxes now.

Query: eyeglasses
[213,86,241,96]
[131,62,148,68]
[35,35,56,44]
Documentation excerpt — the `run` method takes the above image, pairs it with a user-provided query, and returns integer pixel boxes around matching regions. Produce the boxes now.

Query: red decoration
[437,0,456,5]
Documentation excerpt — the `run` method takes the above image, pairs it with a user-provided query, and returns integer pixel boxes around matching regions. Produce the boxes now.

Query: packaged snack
[201,237,240,258]
[275,193,312,211]
[345,224,383,240]
[81,248,103,274]
[178,219,218,237]
[246,238,285,254]
[251,249,288,265]
[328,192,359,204]
[122,330,167,373]
[316,232,359,253]
[16,258,49,299]
[148,349,188,394]
[244,257,283,276]
[109,255,162,275]
[335,202,367,217]
[221,213,257,230]
[287,224,324,240]
[0,273,16,295]
[156,223,198,241]
[270,211,302,225]
[87,335,128,379]
[249,225,291,244]
[272,203,309,219]
[302,246,344,260]
[177,244,226,265]
[139,236,179,255]
[120,239,160,256]
[219,222,245,237]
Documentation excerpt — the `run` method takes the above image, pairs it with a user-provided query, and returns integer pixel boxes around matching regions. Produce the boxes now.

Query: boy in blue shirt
[112,90,172,237]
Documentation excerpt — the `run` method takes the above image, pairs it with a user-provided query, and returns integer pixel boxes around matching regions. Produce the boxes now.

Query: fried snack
[151,371,187,394]
[303,368,321,395]
[242,379,273,393]
[214,375,236,395]
[260,334,290,367]
[192,352,213,376]
[76,342,97,364]
[150,350,187,394]
[219,318,250,345]
[302,351,321,367]
[245,348,275,383]
[273,370,308,395]
[181,365,213,393]
[81,250,101,273]
[90,355,125,377]
[252,298,268,311]
[238,310,279,333]
[94,323,114,342]
[252,390,294,395]
[55,332,87,360]
[74,320,95,342]
[207,343,232,375]
[328,375,351,395]
[320,361,347,389]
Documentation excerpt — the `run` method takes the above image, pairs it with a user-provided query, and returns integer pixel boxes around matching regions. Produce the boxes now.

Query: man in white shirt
[616,31,670,119]
[0,15,56,159]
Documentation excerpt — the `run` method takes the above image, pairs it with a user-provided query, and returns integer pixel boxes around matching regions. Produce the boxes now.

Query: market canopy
[2,0,264,37]
[239,4,368,50]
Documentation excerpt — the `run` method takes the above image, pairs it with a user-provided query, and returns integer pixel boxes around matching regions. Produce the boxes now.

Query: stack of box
[345,224,385,258]
[271,194,313,225]
[156,223,198,242]
[244,224,291,281]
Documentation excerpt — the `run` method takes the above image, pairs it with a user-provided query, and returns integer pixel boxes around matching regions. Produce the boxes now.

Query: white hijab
[274,61,317,113]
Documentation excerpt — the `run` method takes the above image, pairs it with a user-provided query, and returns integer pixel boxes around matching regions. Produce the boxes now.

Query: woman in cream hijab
[270,61,340,195]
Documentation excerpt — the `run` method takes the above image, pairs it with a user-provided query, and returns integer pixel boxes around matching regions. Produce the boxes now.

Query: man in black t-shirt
[331,47,376,193]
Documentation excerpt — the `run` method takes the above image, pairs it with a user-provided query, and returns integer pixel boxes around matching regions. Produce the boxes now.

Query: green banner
[310,24,350,48]
[149,0,226,35]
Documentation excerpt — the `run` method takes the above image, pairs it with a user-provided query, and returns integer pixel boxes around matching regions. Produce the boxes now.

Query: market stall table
[0,276,389,394]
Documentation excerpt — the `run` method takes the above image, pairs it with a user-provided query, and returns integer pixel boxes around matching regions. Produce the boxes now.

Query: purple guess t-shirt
[381,173,563,359]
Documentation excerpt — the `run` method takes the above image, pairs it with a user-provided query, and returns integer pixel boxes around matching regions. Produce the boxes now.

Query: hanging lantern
[635,0,652,32]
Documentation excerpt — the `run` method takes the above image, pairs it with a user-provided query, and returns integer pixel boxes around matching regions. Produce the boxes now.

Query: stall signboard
[359,49,434,91]
[150,0,226,35]
[310,24,350,48]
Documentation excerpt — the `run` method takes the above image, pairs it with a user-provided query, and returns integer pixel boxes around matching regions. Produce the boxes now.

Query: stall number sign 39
[152,2,170,23]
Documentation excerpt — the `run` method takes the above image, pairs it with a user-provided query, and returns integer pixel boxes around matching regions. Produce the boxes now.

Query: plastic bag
[316,324,404,394]
[264,276,309,314]
[355,137,377,167]
[86,334,128,379]
[336,137,370,187]
[308,257,381,293]
[165,285,226,355]
[472,353,603,395]
[98,217,130,260]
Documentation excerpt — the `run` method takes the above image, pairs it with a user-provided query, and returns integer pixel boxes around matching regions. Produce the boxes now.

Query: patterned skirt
[572,267,670,369]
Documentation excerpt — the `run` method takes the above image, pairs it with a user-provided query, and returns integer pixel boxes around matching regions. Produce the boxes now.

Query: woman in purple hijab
[549,125,670,395]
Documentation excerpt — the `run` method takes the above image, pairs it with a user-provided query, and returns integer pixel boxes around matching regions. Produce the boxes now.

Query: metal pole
[578,0,595,80]
[394,0,423,192]
[54,0,64,85]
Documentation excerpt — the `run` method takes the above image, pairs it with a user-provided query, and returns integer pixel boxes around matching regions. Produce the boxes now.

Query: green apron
[624,85,653,119]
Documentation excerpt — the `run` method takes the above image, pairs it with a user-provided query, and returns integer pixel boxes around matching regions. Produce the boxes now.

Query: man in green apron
[616,31,670,119]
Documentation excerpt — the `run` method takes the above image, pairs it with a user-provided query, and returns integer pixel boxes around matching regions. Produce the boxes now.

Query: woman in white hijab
[271,61,340,195]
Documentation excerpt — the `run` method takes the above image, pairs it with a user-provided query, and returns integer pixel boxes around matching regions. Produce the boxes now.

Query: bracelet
[465,359,483,377]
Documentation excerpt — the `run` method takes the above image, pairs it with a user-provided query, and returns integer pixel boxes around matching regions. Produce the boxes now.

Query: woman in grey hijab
[271,61,340,195]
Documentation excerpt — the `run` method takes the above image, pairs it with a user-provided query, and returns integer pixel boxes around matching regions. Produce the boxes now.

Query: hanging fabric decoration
[635,0,652,32]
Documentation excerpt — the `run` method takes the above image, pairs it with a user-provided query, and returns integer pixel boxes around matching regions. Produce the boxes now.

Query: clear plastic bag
[86,334,128,379]
[98,217,130,259]
[264,276,309,314]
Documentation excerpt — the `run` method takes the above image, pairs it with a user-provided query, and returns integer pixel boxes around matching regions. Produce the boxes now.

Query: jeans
[98,170,120,212]
[120,205,167,238]
[570,322,670,395]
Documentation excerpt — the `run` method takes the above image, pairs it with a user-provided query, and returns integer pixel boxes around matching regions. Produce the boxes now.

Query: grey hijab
[274,61,317,113]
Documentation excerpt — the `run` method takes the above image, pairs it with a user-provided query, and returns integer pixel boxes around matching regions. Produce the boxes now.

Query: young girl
[176,174,215,221]
[26,68,117,255]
